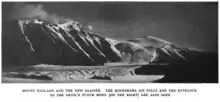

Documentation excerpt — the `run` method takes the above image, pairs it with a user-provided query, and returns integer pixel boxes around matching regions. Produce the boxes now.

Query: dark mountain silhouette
[134,44,218,83]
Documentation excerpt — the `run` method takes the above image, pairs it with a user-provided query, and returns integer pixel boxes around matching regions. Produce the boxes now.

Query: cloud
[10,2,73,24]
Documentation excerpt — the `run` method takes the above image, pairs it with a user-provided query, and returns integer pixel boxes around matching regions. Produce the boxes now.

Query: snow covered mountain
[2,19,208,66]
[3,19,123,65]
[2,19,218,83]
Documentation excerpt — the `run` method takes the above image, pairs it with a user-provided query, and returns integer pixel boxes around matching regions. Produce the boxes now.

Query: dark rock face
[2,20,121,66]
[159,52,218,83]
[153,44,189,64]
[135,44,218,83]
[2,20,37,66]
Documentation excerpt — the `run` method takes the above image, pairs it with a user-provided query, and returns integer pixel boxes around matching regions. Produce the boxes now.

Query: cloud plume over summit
[10,2,73,24]
[2,2,217,52]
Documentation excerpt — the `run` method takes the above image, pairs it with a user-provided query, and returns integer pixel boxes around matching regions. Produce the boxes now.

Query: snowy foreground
[2,63,164,83]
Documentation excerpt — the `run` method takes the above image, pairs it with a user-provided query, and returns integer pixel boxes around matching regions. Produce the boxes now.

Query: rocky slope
[2,19,218,83]
[3,19,123,66]
[2,19,169,66]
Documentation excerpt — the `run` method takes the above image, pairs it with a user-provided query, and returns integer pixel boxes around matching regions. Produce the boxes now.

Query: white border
[16,87,200,102]
[0,0,220,84]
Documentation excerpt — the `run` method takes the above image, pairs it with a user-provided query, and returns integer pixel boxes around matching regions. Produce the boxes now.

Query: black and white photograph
[1,2,218,83]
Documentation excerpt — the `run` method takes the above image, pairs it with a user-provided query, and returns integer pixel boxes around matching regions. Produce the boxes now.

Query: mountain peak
[2,19,122,65]
[18,19,44,25]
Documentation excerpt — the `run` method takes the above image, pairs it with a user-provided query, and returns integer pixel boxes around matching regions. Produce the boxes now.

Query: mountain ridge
[2,19,210,66]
